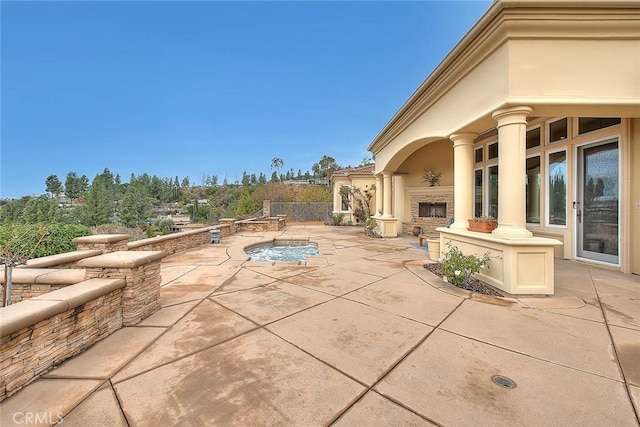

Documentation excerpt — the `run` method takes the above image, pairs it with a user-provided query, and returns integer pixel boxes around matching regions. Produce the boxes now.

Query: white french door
[575,138,620,264]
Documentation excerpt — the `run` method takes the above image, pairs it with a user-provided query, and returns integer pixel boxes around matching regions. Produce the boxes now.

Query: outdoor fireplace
[419,202,447,218]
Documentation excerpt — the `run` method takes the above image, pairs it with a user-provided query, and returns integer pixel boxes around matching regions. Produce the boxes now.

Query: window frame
[546,147,568,228]
[525,153,542,226]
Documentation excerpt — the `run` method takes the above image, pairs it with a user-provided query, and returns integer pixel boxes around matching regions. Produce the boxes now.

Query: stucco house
[331,165,376,224]
[360,0,639,295]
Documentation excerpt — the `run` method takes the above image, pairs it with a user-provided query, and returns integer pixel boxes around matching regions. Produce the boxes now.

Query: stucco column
[382,172,393,218]
[375,174,383,217]
[393,174,405,222]
[492,106,533,238]
[449,133,477,230]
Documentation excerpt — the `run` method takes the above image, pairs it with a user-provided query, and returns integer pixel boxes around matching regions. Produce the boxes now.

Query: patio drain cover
[492,375,516,389]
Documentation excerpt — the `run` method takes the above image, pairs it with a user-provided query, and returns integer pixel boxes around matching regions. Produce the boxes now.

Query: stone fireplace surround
[402,186,454,236]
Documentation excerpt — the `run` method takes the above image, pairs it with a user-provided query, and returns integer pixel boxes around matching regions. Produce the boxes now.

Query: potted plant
[468,215,497,233]
[422,169,442,187]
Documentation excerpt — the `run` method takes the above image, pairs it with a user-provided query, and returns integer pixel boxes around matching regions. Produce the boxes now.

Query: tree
[270,171,279,183]
[182,176,190,188]
[299,185,332,203]
[45,175,63,198]
[118,183,154,227]
[23,196,60,223]
[271,157,284,181]
[241,171,251,186]
[83,171,116,226]
[359,156,374,166]
[312,155,339,179]
[64,172,82,202]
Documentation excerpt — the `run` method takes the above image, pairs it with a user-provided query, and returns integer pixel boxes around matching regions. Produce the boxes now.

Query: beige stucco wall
[373,44,509,171]
[332,175,376,224]
[631,118,640,274]
[508,40,640,117]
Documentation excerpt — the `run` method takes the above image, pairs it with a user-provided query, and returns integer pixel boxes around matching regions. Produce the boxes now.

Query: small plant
[331,213,345,226]
[365,218,380,238]
[422,169,442,186]
[440,242,491,287]
[471,215,496,223]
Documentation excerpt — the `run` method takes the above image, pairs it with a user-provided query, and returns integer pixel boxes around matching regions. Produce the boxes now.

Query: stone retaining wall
[0,279,125,401]
[127,227,214,254]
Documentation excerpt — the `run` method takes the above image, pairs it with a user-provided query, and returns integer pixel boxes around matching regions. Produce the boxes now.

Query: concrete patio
[1,225,638,426]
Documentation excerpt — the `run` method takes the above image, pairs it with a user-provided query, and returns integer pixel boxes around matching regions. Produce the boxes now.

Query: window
[548,151,567,226]
[340,186,350,211]
[549,118,568,143]
[475,147,484,163]
[488,165,498,218]
[526,156,541,224]
[526,127,541,149]
[488,143,498,160]
[474,169,483,217]
[578,117,621,135]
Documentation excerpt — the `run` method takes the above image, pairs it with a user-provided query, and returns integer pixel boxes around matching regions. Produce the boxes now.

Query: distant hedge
[0,223,92,260]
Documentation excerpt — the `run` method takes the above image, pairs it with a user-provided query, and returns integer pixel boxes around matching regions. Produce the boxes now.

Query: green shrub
[440,242,490,286]
[0,223,92,259]
[331,213,345,226]
[365,218,380,238]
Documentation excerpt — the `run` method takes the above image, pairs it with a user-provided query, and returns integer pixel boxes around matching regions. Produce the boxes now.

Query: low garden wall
[0,278,125,401]
[0,250,165,401]
[0,216,289,400]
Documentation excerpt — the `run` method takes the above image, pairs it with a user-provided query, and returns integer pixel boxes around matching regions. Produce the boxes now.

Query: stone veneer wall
[78,253,165,326]
[9,284,66,304]
[82,261,161,325]
[127,228,214,254]
[0,279,125,401]
[403,189,454,236]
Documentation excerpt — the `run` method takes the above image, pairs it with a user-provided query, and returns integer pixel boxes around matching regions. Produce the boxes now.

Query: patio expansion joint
[326,297,467,426]
[109,297,247,384]
[108,378,131,427]
[588,270,640,423]
[110,321,262,386]
[160,264,200,288]
[438,325,628,385]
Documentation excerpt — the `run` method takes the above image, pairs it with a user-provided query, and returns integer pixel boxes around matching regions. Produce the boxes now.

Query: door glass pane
[488,165,498,218]
[526,156,540,224]
[582,142,618,256]
[548,151,566,225]
[474,169,483,217]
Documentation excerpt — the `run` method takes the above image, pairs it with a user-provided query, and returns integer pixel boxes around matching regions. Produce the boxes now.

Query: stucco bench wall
[0,278,126,401]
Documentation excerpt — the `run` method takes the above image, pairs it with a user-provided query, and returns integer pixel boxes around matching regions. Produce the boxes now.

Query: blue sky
[1,0,491,198]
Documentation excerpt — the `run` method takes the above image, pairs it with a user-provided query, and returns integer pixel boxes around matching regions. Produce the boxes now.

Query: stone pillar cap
[72,234,131,244]
[78,251,166,268]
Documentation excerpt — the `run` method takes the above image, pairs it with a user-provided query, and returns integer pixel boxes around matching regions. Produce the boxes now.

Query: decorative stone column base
[376,217,398,238]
